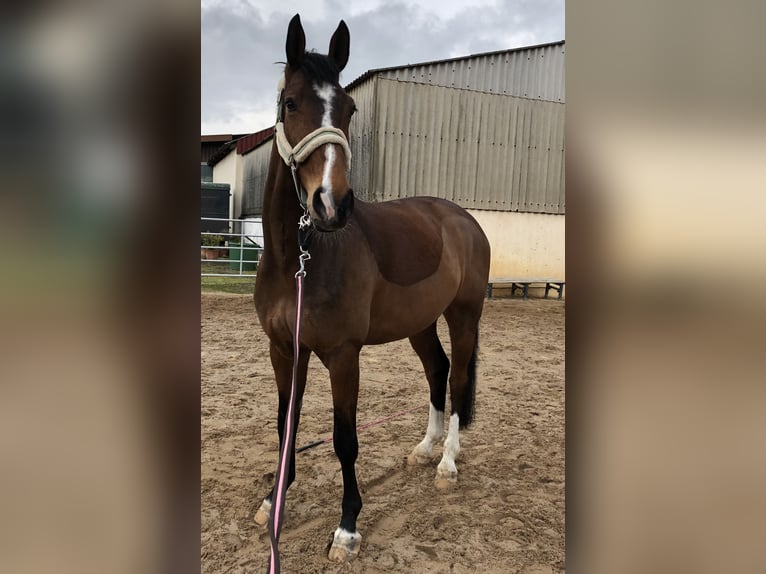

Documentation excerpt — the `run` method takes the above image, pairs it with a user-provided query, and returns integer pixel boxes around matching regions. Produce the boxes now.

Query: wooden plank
[489,278,564,284]
[486,279,565,300]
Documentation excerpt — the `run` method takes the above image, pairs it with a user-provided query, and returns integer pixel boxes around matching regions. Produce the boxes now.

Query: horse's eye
[285,98,297,112]
[351,104,358,116]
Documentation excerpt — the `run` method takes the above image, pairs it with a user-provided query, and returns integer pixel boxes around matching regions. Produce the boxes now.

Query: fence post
[239,219,245,275]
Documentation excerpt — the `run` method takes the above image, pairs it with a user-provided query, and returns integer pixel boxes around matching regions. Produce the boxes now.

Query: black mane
[298,51,341,85]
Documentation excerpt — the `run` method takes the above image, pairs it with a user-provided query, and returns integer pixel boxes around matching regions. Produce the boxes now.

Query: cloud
[201,0,563,134]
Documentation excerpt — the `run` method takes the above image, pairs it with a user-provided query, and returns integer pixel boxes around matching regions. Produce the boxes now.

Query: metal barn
[238,42,565,281]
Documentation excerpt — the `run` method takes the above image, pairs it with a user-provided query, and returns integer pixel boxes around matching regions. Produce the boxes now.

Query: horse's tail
[459,328,479,429]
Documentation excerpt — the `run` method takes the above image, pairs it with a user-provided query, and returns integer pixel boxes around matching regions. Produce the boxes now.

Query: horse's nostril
[312,189,353,231]
[338,189,355,218]
[312,187,328,220]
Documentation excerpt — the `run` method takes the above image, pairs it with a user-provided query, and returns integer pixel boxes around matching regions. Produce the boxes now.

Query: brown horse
[253,14,491,562]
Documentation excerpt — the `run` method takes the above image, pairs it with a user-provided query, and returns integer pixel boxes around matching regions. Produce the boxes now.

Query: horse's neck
[261,143,303,268]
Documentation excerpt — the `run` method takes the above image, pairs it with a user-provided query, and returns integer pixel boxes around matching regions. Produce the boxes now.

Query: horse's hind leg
[254,342,310,526]
[436,304,481,490]
[407,321,450,466]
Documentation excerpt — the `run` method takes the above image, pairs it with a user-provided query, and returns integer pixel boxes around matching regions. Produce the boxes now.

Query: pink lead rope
[267,247,310,574]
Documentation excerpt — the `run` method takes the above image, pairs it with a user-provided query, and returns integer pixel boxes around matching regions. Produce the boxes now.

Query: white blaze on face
[314,82,337,219]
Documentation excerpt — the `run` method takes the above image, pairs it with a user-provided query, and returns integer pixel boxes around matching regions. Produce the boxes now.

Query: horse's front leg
[254,341,310,526]
[321,343,363,562]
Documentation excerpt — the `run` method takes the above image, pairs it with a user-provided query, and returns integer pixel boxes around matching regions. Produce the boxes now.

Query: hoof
[407,451,433,466]
[253,499,271,526]
[435,476,457,490]
[435,468,457,490]
[328,528,361,562]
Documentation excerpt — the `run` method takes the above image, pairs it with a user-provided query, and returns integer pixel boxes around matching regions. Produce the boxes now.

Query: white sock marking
[413,404,445,458]
[331,527,362,555]
[333,527,361,543]
[314,82,338,218]
[438,413,460,477]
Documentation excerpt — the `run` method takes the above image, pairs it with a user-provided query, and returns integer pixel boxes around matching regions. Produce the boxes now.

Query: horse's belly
[364,228,469,343]
[365,277,458,344]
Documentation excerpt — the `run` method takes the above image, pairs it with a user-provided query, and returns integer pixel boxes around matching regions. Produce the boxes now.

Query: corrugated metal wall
[376,42,564,103]
[241,144,271,217]
[348,76,378,202]
[241,43,565,216]
[370,79,564,214]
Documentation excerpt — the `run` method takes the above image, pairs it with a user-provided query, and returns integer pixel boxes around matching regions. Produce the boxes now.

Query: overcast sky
[201,0,564,135]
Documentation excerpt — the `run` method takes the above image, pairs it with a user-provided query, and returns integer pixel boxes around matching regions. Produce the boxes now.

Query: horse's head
[278,14,356,232]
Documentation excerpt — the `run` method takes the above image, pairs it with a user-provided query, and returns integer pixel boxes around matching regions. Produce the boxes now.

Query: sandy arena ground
[202,293,564,574]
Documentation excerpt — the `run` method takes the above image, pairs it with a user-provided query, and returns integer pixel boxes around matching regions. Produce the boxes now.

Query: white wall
[212,150,241,218]
[242,218,264,246]
[468,210,565,281]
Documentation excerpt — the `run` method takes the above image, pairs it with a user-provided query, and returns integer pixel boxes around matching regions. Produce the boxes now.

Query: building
[206,127,273,225]
[201,133,248,182]
[211,41,565,281]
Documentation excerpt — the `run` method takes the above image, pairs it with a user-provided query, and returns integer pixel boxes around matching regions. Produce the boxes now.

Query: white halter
[273,80,353,212]
[274,122,352,172]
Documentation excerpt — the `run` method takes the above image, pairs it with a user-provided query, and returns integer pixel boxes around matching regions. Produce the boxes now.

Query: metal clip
[298,211,312,230]
[295,248,311,278]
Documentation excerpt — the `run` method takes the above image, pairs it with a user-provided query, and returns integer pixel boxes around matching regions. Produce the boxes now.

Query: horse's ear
[286,14,305,69]
[328,20,350,72]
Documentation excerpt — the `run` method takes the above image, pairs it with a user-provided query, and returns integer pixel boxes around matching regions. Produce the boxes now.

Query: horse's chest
[257,288,362,352]
[255,288,302,339]
[257,296,295,344]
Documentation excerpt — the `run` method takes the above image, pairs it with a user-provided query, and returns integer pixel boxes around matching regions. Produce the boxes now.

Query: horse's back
[353,196,489,288]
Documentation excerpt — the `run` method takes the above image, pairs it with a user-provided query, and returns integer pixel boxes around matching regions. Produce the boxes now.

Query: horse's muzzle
[312,188,354,232]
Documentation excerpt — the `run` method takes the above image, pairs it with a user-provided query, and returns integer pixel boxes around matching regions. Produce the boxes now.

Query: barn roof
[228,40,565,158]
[206,126,275,165]
[206,139,237,167]
[235,126,275,156]
[344,40,565,93]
